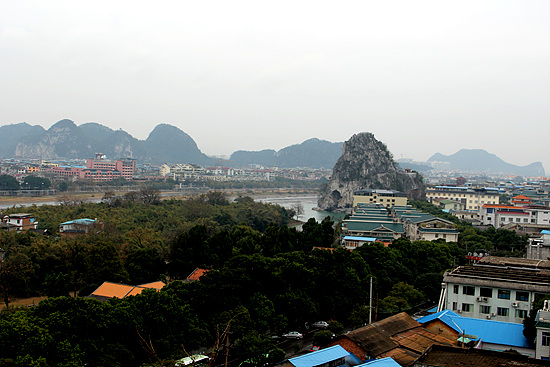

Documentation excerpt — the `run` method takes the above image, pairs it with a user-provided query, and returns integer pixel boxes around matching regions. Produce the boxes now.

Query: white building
[438,256,550,324]
[536,300,550,360]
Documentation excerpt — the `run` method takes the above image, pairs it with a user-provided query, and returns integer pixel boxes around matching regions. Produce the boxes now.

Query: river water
[253,194,346,223]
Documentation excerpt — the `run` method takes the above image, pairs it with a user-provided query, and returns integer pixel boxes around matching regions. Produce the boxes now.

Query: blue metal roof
[542,230,550,235]
[60,218,97,226]
[357,357,400,367]
[343,236,377,242]
[417,310,530,348]
[288,346,352,367]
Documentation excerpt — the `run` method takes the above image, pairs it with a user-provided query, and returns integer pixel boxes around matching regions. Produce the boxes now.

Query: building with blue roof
[355,358,400,367]
[417,310,534,357]
[59,218,103,235]
[282,345,363,367]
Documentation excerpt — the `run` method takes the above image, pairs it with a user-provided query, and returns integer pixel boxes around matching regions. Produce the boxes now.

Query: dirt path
[0,296,48,310]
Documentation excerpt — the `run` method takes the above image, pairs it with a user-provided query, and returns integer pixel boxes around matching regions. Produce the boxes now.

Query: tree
[0,249,32,308]
[22,175,51,190]
[139,186,161,205]
[0,174,19,190]
[291,203,304,220]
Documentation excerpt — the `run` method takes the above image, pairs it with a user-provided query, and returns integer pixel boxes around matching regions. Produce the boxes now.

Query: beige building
[353,189,408,208]
[425,186,500,212]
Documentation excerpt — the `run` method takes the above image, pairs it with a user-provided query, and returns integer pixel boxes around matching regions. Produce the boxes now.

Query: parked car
[283,331,303,339]
[312,321,329,329]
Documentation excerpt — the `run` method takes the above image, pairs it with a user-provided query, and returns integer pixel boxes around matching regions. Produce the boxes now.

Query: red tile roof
[186,268,210,281]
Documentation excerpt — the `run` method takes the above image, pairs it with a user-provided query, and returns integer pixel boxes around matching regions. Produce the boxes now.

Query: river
[252,194,346,223]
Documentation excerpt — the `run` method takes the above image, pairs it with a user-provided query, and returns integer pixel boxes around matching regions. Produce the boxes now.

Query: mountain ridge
[0,121,545,175]
[428,149,545,176]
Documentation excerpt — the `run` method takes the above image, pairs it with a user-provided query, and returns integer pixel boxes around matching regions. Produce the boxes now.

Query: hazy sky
[1,1,549,173]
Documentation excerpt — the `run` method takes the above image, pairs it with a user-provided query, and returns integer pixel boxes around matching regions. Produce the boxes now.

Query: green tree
[0,175,19,190]
[22,176,51,190]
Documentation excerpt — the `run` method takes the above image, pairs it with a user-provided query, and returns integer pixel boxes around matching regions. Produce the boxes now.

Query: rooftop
[417,310,531,348]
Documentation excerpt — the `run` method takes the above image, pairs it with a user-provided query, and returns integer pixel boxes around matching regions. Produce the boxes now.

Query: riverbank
[0,188,320,209]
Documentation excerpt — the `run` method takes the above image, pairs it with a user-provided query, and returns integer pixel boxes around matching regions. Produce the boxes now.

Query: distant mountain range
[427,149,545,177]
[0,120,545,175]
[0,120,342,168]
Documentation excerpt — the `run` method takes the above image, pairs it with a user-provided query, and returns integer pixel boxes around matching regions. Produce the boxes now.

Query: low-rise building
[2,213,38,231]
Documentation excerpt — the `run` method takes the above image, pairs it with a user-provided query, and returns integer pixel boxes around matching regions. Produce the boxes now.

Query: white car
[312,321,329,329]
[283,331,303,339]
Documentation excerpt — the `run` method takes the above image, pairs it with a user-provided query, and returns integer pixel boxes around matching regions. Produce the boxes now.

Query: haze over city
[1,1,549,172]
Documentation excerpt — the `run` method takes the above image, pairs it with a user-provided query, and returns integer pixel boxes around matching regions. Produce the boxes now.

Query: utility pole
[369,277,373,324]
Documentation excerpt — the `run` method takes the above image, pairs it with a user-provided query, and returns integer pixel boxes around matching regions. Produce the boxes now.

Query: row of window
[452,303,528,318]
[453,285,529,301]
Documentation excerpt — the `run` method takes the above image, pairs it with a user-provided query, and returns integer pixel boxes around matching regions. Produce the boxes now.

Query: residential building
[527,230,550,260]
[425,186,500,211]
[281,345,363,367]
[327,312,456,366]
[342,236,377,250]
[59,218,103,236]
[341,203,459,244]
[535,300,550,360]
[413,344,549,366]
[88,281,165,301]
[353,189,408,209]
[2,213,38,231]
[417,310,534,357]
[86,153,136,180]
[437,257,550,324]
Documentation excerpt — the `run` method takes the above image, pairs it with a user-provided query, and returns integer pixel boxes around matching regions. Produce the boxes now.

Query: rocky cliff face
[318,133,424,211]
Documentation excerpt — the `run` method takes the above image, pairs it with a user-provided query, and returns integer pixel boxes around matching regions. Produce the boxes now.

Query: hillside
[428,149,545,176]
[230,138,343,169]
[318,133,424,211]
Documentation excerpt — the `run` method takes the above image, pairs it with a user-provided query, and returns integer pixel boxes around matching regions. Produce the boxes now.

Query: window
[497,307,509,317]
[462,303,473,312]
[543,332,550,347]
[501,217,505,222]
[479,288,492,298]
[516,291,529,301]
[516,218,521,222]
[452,302,457,311]
[479,305,491,314]
[498,289,511,299]
[509,218,513,222]
[463,286,475,296]
[515,309,528,319]
[453,285,459,294]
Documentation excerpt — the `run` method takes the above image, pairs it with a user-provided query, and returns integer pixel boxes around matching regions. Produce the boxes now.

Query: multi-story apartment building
[425,186,500,212]
[353,189,408,208]
[438,257,550,324]
[86,153,135,180]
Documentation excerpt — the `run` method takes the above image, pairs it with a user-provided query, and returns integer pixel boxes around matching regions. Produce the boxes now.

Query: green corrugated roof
[345,221,404,233]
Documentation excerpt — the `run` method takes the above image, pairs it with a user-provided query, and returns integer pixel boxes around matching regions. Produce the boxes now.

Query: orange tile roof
[91,282,134,298]
[482,204,519,209]
[512,195,531,200]
[139,281,165,290]
[90,281,165,299]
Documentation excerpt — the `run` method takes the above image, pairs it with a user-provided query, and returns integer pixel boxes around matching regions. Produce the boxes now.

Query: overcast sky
[1,1,549,173]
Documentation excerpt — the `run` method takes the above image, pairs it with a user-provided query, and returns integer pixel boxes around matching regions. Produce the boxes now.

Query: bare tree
[292,203,304,220]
